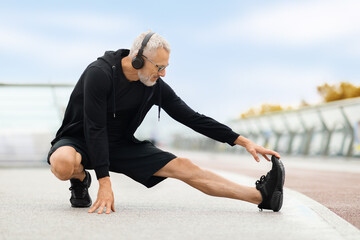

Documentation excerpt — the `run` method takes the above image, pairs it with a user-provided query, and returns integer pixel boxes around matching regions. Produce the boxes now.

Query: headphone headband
[138,32,155,56]
[132,32,155,69]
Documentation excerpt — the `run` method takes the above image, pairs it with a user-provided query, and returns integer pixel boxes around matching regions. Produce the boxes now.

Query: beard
[138,71,158,87]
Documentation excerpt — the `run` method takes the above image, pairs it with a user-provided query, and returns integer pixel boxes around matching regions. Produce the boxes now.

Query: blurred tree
[240,82,360,118]
[317,82,360,102]
[240,103,283,118]
[299,99,310,108]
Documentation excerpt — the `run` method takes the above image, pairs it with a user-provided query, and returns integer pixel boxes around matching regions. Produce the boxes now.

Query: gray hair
[129,31,171,58]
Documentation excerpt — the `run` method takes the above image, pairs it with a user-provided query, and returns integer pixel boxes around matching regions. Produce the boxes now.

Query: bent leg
[154,157,262,205]
[49,146,85,181]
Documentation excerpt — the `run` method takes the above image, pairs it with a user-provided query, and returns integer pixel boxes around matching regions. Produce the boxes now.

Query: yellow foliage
[317,82,360,102]
[240,82,360,119]
[299,99,310,107]
[240,104,283,118]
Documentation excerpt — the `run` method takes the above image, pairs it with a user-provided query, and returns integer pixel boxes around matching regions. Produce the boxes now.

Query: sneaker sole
[270,156,285,212]
[70,200,92,208]
[270,191,283,212]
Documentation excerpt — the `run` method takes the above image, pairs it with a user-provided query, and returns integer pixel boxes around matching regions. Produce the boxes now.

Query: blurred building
[1,84,359,166]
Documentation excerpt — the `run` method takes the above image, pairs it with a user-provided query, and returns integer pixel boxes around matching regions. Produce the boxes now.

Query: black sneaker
[69,170,92,208]
[255,155,285,212]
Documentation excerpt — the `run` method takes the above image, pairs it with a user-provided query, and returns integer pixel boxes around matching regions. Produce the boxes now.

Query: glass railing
[2,83,359,165]
[0,83,185,164]
[173,97,360,158]
[0,83,73,163]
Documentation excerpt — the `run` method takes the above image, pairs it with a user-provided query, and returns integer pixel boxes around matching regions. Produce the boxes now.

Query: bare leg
[154,157,262,205]
[49,146,85,181]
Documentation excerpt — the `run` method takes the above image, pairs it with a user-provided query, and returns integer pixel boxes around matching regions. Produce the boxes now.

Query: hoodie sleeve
[159,80,239,146]
[83,66,110,179]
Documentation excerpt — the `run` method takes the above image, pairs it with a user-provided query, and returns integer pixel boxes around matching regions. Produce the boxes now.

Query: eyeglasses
[142,55,169,72]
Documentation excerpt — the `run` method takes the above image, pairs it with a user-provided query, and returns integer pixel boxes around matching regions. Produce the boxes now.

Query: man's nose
[158,69,166,77]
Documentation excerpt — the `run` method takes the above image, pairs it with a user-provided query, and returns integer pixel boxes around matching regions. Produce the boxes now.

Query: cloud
[165,64,336,122]
[205,0,360,46]
[224,64,336,107]
[344,38,360,57]
[0,24,104,68]
[0,10,140,68]
[0,10,137,35]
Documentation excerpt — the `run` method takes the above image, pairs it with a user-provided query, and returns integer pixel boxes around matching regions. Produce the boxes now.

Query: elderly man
[47,31,285,214]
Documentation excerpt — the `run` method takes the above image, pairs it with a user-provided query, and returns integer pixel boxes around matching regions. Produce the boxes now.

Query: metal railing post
[316,108,331,156]
[340,106,354,157]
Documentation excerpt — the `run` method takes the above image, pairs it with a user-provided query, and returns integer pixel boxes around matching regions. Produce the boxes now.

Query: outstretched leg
[154,157,262,205]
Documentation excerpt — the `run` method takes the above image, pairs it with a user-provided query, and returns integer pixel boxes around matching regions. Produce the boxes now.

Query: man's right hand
[88,176,115,214]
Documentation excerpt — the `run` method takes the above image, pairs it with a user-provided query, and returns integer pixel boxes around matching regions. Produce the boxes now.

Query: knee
[170,157,202,180]
[49,148,76,181]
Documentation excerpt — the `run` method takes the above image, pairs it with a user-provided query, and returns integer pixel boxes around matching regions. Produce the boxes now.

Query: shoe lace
[69,182,86,197]
[256,172,270,186]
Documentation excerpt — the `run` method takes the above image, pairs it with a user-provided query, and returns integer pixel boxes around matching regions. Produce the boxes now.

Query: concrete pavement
[1,166,360,240]
[175,149,360,229]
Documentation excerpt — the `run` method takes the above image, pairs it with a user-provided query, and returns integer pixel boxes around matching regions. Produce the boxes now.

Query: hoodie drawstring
[112,65,116,118]
[98,51,161,122]
[158,80,162,121]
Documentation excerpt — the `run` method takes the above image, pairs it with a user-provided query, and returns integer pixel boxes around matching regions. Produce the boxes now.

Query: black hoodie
[51,49,240,179]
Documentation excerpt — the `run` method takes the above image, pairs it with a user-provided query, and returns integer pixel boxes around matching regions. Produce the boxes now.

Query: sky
[1,0,360,123]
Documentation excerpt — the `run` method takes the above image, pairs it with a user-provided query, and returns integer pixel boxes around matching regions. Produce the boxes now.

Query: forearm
[83,66,111,179]
[160,80,239,146]
[85,134,110,179]
[165,103,239,145]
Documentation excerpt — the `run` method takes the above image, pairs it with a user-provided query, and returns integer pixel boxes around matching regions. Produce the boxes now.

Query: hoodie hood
[97,49,162,121]
[97,49,128,118]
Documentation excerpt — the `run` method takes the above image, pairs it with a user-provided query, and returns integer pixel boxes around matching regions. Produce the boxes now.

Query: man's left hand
[234,136,281,162]
[88,176,115,214]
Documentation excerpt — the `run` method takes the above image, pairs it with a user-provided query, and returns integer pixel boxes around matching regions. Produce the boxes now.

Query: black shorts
[47,137,177,188]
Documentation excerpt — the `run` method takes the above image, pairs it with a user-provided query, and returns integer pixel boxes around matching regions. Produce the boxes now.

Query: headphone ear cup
[132,56,144,69]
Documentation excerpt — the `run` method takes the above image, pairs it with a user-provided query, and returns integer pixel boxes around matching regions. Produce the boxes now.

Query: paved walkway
[1,165,360,240]
[174,149,360,229]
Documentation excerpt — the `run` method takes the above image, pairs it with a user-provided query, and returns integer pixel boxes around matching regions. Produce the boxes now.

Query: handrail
[0,82,74,87]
